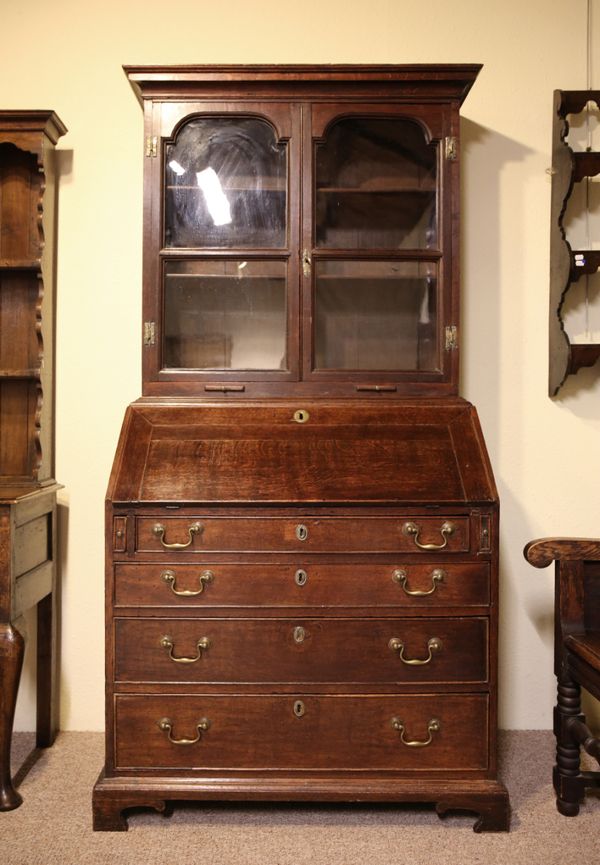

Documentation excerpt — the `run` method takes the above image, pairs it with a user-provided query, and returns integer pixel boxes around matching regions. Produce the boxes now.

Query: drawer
[134,515,471,554]
[114,693,489,772]
[114,617,488,684]
[114,561,490,609]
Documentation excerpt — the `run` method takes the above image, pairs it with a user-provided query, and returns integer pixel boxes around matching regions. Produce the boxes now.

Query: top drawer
[134,516,471,555]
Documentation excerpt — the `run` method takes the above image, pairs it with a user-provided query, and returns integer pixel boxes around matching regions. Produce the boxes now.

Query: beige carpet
[1,730,598,864]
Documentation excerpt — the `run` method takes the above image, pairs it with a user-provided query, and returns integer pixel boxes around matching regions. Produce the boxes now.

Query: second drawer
[114,561,490,609]
[114,616,488,684]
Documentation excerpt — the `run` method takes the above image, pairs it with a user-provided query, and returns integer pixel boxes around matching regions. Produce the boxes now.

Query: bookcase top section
[107,399,497,506]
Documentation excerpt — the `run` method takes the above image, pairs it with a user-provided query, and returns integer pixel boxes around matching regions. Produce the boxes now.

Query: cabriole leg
[0,623,25,810]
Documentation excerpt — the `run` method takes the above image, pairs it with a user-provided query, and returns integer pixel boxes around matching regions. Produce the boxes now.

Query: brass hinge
[145,136,158,158]
[143,321,156,346]
[445,325,458,351]
[445,136,458,161]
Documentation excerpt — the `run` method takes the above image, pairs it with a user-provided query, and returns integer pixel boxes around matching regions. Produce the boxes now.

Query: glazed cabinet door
[143,101,300,389]
[302,103,456,390]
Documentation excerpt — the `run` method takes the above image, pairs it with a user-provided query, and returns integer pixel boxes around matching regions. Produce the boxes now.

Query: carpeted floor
[1,730,598,864]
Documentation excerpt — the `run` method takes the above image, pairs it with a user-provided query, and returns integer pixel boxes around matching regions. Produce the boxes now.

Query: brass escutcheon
[293,626,307,643]
[295,524,308,541]
[293,409,310,424]
[295,568,308,586]
[293,700,306,718]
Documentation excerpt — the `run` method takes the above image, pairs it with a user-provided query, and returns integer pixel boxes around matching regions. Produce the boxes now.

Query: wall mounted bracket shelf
[549,90,600,396]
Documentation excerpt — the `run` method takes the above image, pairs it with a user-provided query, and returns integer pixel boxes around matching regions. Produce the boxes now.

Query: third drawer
[114,616,489,684]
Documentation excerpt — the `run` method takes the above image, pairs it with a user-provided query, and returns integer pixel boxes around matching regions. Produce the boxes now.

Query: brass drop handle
[402,521,454,551]
[153,522,202,550]
[392,568,445,596]
[158,717,210,745]
[160,635,211,663]
[391,717,440,747]
[161,568,214,597]
[388,636,442,665]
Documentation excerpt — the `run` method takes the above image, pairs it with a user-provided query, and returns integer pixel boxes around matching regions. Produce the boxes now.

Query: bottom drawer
[114,693,489,772]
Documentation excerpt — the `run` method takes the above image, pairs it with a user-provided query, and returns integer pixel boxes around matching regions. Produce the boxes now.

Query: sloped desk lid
[107,400,497,506]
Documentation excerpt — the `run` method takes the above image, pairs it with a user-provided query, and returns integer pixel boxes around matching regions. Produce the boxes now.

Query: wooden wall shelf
[549,90,600,395]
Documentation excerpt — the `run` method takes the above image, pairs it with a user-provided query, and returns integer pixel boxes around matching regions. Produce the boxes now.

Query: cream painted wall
[2,0,599,731]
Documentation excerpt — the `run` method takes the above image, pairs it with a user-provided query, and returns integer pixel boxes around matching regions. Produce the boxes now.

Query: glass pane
[316,118,437,249]
[165,117,287,248]
[164,260,287,370]
[314,261,438,371]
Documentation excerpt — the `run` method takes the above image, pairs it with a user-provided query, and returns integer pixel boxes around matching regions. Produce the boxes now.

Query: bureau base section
[92,771,510,833]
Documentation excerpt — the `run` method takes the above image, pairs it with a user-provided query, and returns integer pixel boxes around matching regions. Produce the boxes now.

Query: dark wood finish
[114,693,489,771]
[127,66,480,400]
[549,90,600,395]
[135,515,471,554]
[109,400,497,506]
[114,616,488,684]
[524,537,600,815]
[113,560,491,609]
[93,66,508,833]
[0,112,66,811]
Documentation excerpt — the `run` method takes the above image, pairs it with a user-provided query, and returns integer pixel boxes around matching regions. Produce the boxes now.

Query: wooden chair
[524,538,600,815]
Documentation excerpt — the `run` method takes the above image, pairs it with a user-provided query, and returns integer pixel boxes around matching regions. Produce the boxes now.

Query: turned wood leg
[36,592,58,748]
[0,622,25,810]
[554,675,584,816]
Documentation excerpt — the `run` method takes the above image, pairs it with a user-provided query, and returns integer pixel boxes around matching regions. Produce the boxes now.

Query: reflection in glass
[163,260,287,370]
[316,118,437,249]
[314,261,438,371]
[165,117,287,248]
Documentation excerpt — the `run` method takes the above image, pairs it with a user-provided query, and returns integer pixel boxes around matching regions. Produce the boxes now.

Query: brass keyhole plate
[293,409,310,424]
[296,524,308,541]
[295,568,308,586]
[293,700,306,718]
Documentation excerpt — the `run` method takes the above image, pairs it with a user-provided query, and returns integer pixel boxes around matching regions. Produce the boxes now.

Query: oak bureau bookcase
[92,65,510,832]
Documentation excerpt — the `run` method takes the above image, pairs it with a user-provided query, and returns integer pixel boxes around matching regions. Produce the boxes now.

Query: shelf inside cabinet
[0,368,40,379]
[0,259,41,270]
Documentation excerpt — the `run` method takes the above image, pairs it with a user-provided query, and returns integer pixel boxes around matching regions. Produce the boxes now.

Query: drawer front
[114,617,488,684]
[135,516,470,554]
[114,693,489,771]
[114,561,490,609]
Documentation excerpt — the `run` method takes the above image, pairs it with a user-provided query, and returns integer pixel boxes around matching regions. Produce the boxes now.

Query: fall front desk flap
[107,400,497,506]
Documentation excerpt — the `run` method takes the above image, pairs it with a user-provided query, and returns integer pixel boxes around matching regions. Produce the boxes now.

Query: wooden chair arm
[524,538,600,568]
